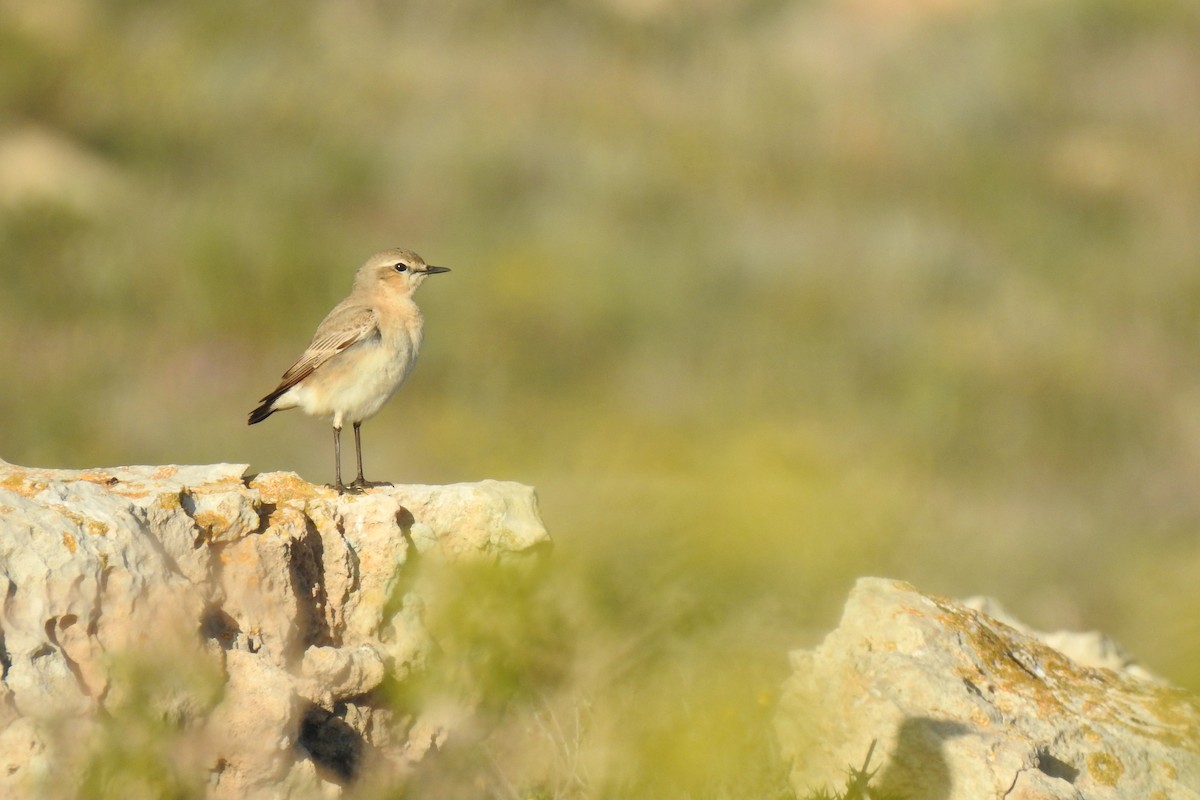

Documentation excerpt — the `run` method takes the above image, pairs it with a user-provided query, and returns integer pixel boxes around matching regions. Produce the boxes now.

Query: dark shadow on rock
[1035,748,1079,784]
[291,518,334,651]
[872,717,971,800]
[379,505,420,623]
[0,627,10,681]
[396,504,416,541]
[200,605,241,651]
[44,616,91,700]
[252,501,277,534]
[298,703,369,784]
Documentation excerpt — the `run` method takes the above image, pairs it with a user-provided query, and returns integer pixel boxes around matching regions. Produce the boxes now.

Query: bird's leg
[330,424,359,495]
[348,422,390,491]
[350,422,367,489]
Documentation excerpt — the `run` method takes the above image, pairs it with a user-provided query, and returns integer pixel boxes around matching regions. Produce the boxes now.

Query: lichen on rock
[775,578,1200,800]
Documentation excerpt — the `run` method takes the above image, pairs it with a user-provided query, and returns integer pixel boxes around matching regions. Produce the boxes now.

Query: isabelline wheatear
[248,248,449,494]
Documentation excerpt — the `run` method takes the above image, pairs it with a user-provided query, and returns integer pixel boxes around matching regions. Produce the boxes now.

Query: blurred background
[2,0,1199,794]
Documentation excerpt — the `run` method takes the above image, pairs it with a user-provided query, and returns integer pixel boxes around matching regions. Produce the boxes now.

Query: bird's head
[356,247,450,295]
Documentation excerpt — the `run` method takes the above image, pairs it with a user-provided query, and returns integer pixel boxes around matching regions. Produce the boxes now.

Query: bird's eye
[394,263,408,272]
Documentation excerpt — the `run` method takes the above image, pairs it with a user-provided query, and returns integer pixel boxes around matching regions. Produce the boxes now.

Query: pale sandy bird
[248,248,449,493]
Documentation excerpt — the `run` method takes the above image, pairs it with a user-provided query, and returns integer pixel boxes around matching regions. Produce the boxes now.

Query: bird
[248,247,449,494]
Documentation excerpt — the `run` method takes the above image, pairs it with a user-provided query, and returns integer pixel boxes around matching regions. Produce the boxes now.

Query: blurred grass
[65,650,222,800]
[4,0,1200,794]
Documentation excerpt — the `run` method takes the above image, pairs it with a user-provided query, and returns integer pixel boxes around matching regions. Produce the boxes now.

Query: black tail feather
[247,387,287,425]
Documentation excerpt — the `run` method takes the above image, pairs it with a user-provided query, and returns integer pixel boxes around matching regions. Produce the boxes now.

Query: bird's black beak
[422,266,451,275]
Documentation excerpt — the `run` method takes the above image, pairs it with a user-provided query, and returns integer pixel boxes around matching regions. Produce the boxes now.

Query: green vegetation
[4,0,1200,796]
[798,741,887,800]
[71,651,222,800]
[387,560,794,797]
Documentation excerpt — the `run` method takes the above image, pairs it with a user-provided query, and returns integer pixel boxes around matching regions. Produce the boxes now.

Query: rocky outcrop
[7,459,1198,800]
[776,578,1200,800]
[0,461,548,798]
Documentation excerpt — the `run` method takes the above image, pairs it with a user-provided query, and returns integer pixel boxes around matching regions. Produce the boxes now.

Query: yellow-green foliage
[376,558,797,799]
[65,651,223,800]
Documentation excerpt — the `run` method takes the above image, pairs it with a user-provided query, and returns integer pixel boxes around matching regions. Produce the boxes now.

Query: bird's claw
[348,477,391,491]
[329,481,365,495]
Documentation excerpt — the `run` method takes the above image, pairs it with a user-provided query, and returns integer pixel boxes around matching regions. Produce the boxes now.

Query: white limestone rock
[0,461,550,800]
[776,578,1200,800]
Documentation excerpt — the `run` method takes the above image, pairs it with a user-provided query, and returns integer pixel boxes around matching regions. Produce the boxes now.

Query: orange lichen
[48,506,110,538]
[0,471,46,497]
[921,589,1200,752]
[155,492,184,511]
[63,531,77,553]
[249,472,325,505]
[1087,752,1124,787]
[193,510,240,542]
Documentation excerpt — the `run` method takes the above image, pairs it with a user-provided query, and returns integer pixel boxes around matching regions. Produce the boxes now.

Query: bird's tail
[247,387,288,425]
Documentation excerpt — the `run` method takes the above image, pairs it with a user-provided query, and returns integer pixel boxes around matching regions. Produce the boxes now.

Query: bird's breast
[293,326,420,425]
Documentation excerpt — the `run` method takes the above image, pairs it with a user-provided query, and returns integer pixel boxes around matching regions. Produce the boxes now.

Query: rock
[297,645,387,708]
[0,461,549,799]
[960,594,1165,684]
[206,650,301,797]
[776,578,1200,800]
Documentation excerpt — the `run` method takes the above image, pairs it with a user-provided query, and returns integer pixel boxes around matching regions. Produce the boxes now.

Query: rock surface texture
[0,461,548,798]
[776,578,1200,800]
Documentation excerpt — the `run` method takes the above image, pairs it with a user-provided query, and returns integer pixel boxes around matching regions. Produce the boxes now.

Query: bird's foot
[329,481,365,495]
[348,477,392,491]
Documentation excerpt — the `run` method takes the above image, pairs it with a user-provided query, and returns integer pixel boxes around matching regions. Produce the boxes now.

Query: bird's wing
[273,303,380,392]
